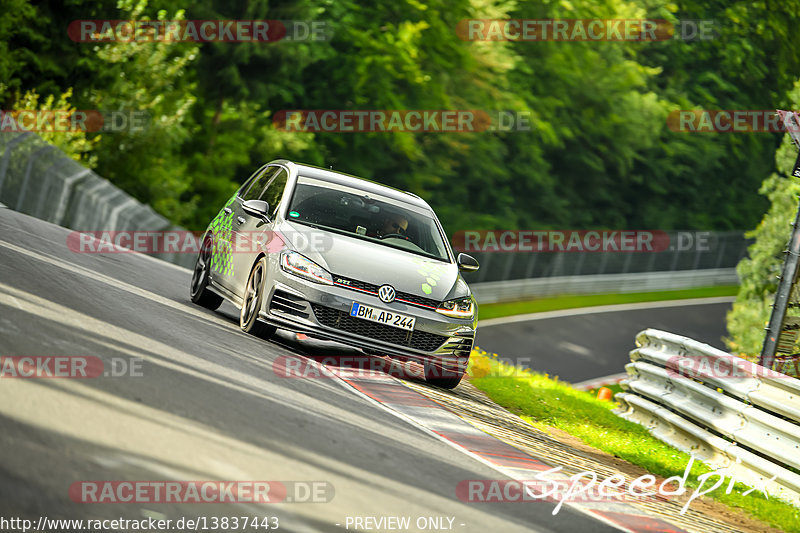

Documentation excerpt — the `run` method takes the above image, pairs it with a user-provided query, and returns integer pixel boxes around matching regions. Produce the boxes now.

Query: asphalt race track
[0,209,631,532]
[475,299,733,384]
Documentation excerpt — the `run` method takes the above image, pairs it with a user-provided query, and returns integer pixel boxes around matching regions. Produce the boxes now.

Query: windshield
[287,177,450,262]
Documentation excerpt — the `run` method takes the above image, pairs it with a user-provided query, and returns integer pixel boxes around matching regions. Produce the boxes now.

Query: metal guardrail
[471,268,739,304]
[0,131,194,268]
[615,329,800,506]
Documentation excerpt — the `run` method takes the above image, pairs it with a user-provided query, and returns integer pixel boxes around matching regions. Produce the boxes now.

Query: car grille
[311,304,447,352]
[332,274,440,309]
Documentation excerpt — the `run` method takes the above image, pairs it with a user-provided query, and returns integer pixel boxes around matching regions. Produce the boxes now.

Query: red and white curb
[296,357,690,533]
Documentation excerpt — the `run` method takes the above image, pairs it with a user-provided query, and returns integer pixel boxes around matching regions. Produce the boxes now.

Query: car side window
[238,164,267,196]
[260,168,289,217]
[241,166,278,201]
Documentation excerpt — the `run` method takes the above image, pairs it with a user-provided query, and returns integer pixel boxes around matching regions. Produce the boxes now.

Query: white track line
[478,297,735,328]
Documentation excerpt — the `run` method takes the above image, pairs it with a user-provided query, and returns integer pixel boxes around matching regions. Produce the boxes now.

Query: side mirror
[457,253,480,273]
[242,199,269,219]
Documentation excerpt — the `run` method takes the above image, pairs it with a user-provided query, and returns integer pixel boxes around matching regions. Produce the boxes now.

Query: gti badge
[378,284,396,303]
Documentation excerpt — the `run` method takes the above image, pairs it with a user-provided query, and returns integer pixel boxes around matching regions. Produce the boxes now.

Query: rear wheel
[240,257,277,339]
[190,236,223,310]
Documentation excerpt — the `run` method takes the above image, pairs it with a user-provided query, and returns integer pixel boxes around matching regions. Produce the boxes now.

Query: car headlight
[435,296,475,319]
[280,251,333,285]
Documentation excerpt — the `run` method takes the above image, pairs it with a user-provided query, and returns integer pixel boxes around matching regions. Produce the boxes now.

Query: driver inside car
[376,214,409,238]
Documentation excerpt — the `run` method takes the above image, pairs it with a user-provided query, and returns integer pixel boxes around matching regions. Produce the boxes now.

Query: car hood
[276,220,466,301]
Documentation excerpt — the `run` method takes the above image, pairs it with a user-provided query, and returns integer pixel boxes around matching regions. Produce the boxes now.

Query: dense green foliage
[3,0,799,234]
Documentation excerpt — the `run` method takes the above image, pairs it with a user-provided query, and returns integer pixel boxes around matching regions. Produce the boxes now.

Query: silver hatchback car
[190,160,479,388]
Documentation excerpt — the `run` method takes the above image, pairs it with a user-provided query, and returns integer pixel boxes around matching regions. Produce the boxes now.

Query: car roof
[273,159,432,210]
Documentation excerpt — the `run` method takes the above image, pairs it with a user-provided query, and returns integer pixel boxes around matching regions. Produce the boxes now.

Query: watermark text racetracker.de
[667,110,800,133]
[666,353,791,380]
[273,354,466,381]
[69,480,333,504]
[273,110,533,132]
[66,230,333,255]
[452,230,714,253]
[0,356,143,378]
[456,19,715,41]
[68,19,330,42]
[0,110,148,133]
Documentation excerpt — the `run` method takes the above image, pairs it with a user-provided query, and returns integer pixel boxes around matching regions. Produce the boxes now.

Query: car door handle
[236,216,246,224]
[223,207,232,214]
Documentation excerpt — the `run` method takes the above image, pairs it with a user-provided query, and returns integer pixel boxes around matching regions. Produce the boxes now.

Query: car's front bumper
[259,266,475,371]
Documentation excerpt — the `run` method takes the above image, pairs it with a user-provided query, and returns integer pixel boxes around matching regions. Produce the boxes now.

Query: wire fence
[460,233,749,284]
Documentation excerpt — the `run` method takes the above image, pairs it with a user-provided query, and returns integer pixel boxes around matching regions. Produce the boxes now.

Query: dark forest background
[3,0,799,235]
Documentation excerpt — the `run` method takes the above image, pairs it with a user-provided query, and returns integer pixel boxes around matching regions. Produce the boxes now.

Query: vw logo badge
[378,284,396,303]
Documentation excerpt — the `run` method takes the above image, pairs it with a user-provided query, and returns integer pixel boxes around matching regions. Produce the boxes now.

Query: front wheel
[240,257,277,339]
[190,236,223,310]
[424,360,464,389]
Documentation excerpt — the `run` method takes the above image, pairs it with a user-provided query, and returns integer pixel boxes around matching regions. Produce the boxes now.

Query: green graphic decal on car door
[208,194,236,277]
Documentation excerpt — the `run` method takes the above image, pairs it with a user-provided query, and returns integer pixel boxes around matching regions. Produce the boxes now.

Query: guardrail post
[760,110,800,369]
[759,194,800,369]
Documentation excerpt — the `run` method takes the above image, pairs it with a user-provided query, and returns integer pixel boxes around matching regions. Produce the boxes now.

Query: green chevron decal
[411,258,449,295]
[208,194,236,277]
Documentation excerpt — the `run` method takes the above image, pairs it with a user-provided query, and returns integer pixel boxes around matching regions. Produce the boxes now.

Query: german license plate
[350,302,416,331]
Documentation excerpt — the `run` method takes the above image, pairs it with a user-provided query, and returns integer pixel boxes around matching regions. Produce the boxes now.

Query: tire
[240,257,277,339]
[424,360,464,390]
[190,235,223,310]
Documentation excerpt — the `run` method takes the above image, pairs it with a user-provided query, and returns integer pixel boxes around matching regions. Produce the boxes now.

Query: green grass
[467,351,800,531]
[477,285,739,321]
